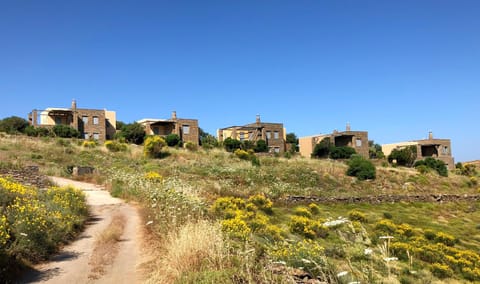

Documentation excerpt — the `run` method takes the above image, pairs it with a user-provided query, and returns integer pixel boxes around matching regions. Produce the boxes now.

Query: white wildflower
[146,221,153,226]
[337,271,349,277]
[364,248,373,255]
[384,257,398,262]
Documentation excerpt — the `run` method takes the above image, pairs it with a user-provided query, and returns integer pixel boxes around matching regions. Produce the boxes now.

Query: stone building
[382,132,454,169]
[299,124,369,158]
[137,111,199,145]
[28,100,116,142]
[217,115,286,153]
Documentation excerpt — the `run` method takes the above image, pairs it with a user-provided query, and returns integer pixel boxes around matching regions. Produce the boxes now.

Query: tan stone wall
[177,118,199,145]
[77,109,107,142]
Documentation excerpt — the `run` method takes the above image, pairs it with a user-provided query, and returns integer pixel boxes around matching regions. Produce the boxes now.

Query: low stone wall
[0,166,51,188]
[283,194,480,204]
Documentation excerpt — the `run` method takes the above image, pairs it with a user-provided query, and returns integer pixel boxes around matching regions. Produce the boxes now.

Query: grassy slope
[2,134,480,283]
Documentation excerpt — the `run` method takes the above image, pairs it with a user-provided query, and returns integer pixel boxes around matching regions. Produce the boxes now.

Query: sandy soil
[21,177,145,284]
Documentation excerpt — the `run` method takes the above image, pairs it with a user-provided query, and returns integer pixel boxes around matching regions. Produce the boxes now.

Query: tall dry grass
[147,220,227,284]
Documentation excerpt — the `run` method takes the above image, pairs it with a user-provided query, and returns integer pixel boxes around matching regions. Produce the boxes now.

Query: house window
[274,147,280,153]
[239,132,245,141]
[84,133,90,139]
[182,125,190,135]
[82,116,89,125]
[356,138,362,147]
[93,133,100,140]
[266,131,272,139]
[442,146,449,155]
[274,131,279,139]
[93,116,99,125]
[54,117,62,125]
[153,127,159,135]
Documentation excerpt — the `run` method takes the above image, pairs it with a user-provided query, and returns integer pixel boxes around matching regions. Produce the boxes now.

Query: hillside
[1,134,480,283]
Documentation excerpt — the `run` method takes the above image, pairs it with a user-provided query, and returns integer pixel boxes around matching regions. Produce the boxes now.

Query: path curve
[21,177,144,284]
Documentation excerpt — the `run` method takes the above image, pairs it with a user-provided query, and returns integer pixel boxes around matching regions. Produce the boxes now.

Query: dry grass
[146,220,227,284]
[88,213,126,279]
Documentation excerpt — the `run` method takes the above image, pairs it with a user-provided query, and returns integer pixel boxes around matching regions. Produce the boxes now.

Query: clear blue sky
[1,1,479,162]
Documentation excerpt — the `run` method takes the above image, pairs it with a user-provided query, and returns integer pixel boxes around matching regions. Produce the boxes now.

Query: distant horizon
[1,1,479,162]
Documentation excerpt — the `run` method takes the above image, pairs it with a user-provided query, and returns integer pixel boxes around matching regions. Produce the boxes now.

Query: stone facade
[138,112,200,145]
[299,124,369,158]
[382,132,455,169]
[217,115,286,153]
[28,100,116,142]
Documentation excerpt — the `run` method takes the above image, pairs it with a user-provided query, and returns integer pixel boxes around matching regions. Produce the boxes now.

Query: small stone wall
[283,194,480,204]
[0,166,51,188]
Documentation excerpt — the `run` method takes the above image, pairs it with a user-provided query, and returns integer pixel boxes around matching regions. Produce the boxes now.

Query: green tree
[286,132,299,153]
[346,155,376,180]
[165,134,181,147]
[254,139,268,153]
[0,116,29,134]
[241,140,255,150]
[116,120,126,130]
[388,146,417,167]
[116,122,145,145]
[369,141,385,159]
[223,137,241,152]
[312,137,331,158]
[198,128,218,148]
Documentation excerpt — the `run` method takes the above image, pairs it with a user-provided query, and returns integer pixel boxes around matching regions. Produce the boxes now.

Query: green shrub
[223,137,241,152]
[104,140,128,152]
[329,146,356,159]
[234,149,251,160]
[165,134,181,147]
[346,155,376,180]
[308,203,321,215]
[247,194,273,214]
[414,158,448,177]
[115,122,145,145]
[435,232,456,246]
[52,125,80,138]
[143,136,167,158]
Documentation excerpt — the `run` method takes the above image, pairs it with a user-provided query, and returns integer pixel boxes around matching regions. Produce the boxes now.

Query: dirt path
[21,177,145,284]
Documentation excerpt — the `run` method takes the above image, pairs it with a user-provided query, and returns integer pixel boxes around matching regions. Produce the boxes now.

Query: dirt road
[21,177,144,284]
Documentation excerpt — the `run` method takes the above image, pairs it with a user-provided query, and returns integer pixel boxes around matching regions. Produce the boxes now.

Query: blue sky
[1,1,478,161]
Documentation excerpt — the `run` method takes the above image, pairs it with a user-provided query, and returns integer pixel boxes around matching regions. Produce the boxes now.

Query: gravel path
[21,177,144,284]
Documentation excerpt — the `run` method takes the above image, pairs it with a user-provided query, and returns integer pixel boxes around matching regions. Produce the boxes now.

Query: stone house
[137,111,199,145]
[382,132,454,169]
[217,115,286,153]
[299,124,369,158]
[28,100,116,142]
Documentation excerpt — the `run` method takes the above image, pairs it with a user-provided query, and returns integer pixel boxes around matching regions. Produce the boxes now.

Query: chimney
[172,111,177,120]
[428,131,433,140]
[256,114,261,124]
[71,99,77,110]
[346,122,351,131]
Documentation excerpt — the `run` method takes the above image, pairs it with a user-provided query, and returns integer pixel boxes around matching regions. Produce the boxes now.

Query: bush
[0,116,29,134]
[348,210,368,223]
[104,141,128,152]
[144,136,167,158]
[414,157,448,177]
[435,232,456,246]
[254,139,268,153]
[346,155,376,180]
[308,203,321,215]
[165,134,181,147]
[329,146,356,159]
[52,125,81,138]
[234,149,251,160]
[247,194,273,214]
[116,122,145,145]
[431,263,453,279]
[293,207,313,218]
[82,140,97,148]
[388,146,417,167]
[289,216,328,239]
[312,137,331,158]
[184,142,198,151]
[223,137,241,152]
